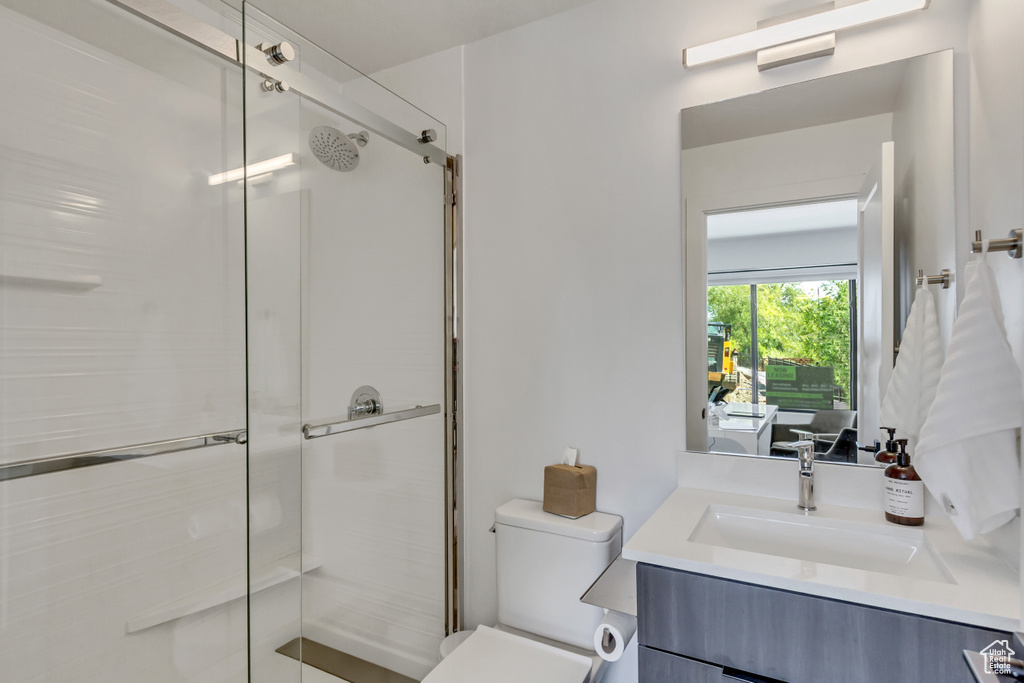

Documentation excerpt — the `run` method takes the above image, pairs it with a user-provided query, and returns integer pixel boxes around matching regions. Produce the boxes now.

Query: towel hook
[916,268,951,289]
[972,229,1022,259]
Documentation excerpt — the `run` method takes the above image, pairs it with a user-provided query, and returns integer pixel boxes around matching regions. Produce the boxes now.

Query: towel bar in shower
[0,429,248,482]
[302,405,441,440]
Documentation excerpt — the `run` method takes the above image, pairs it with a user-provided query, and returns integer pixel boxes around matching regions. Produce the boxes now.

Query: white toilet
[423,498,623,683]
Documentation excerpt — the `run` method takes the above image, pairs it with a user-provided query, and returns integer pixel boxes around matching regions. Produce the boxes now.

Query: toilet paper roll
[593,609,637,662]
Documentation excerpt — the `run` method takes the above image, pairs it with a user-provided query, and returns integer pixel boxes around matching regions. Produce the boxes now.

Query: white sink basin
[688,504,955,584]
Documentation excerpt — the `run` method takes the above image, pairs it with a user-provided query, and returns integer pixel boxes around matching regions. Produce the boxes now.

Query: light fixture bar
[683,0,929,68]
[757,33,836,71]
[208,153,297,186]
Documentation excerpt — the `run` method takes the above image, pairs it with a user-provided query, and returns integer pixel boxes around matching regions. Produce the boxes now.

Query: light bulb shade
[682,0,930,68]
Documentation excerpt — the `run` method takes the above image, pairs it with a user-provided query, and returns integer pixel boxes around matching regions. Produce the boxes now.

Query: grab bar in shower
[0,429,247,482]
[302,405,441,440]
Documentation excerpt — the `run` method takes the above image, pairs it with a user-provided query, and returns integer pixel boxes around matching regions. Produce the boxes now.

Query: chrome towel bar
[302,404,441,440]
[0,429,247,482]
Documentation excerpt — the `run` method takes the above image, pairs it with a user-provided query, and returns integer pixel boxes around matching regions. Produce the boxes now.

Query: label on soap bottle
[884,478,924,518]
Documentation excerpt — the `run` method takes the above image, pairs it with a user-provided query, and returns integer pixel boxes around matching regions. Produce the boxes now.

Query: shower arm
[106,0,447,166]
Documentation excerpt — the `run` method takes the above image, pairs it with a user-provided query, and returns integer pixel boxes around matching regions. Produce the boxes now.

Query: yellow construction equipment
[707,322,734,375]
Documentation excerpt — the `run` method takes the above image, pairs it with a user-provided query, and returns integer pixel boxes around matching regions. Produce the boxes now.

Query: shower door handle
[0,429,248,481]
[302,404,441,439]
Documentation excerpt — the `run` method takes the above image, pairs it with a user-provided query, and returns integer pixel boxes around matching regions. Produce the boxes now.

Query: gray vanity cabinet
[637,563,1008,683]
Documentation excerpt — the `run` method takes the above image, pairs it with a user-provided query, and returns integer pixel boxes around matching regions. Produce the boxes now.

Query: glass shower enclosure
[0,0,456,681]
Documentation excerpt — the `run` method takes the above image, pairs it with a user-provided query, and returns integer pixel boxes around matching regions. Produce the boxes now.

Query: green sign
[765,365,834,410]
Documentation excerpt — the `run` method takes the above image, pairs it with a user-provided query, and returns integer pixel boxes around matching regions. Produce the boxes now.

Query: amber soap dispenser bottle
[883,438,924,526]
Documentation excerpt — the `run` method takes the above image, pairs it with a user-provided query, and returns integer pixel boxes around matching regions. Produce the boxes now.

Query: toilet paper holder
[580,555,637,617]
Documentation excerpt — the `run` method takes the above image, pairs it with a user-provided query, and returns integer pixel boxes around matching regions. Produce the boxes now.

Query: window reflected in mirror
[706,200,857,415]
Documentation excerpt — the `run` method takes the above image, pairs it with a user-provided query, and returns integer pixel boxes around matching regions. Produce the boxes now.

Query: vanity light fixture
[208,153,297,186]
[682,0,930,70]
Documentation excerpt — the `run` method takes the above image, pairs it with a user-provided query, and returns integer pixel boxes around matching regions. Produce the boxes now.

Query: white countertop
[623,485,1020,632]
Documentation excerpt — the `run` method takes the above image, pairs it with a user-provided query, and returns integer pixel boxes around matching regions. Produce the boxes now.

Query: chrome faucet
[794,441,816,511]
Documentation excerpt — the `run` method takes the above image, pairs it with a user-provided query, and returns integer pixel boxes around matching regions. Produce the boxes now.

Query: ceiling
[239,0,601,75]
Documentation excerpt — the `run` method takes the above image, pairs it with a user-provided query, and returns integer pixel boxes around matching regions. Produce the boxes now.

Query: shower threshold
[276,637,418,683]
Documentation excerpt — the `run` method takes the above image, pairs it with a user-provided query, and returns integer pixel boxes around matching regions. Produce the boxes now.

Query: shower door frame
[445,153,464,636]
[104,0,463,653]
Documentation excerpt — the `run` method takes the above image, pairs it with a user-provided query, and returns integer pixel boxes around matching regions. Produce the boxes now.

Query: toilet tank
[494,499,622,650]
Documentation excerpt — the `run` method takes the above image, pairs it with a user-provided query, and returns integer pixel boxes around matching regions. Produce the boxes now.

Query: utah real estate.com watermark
[981,639,1016,675]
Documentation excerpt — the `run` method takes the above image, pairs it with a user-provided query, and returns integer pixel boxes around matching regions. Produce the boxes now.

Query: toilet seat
[422,625,593,683]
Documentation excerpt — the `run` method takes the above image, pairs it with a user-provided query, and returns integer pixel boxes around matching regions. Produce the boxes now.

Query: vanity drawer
[639,646,723,682]
[637,563,1007,683]
[639,646,790,683]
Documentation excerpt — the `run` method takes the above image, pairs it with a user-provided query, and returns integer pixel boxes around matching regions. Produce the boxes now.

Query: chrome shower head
[309,126,368,172]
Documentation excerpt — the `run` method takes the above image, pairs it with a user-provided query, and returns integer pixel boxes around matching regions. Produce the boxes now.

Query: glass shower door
[0,1,248,681]
[243,5,451,681]
[0,1,452,679]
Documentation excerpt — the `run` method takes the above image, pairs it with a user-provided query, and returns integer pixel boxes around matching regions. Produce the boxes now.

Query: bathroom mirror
[683,50,956,466]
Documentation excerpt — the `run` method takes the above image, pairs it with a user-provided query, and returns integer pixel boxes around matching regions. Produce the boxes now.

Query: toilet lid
[422,626,593,683]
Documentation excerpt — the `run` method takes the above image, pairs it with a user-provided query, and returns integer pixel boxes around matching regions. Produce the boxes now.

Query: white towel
[879,286,943,448]
[915,250,1022,540]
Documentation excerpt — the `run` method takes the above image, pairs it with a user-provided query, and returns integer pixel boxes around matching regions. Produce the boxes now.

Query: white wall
[372,46,466,158]
[967,0,1024,368]
[965,0,1024,617]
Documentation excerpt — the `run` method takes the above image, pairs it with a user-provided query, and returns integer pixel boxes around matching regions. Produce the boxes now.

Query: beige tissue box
[543,464,597,518]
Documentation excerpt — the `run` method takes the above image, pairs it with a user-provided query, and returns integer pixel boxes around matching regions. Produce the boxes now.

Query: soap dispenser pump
[883,439,924,526]
[875,427,899,465]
